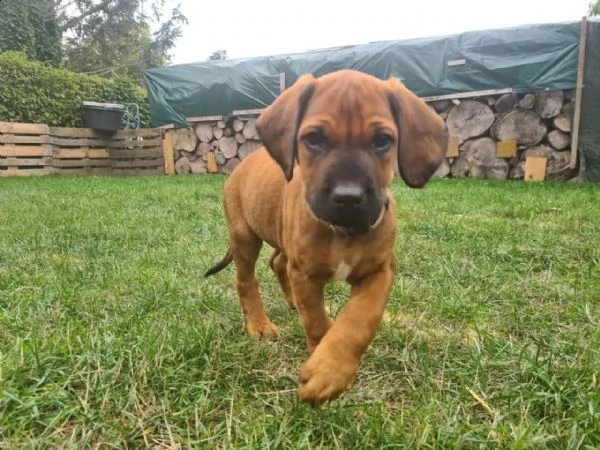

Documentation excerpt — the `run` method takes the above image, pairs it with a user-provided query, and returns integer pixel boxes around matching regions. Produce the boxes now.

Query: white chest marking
[332,261,352,281]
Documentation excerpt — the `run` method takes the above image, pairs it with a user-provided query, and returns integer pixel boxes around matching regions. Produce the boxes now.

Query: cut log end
[451,137,509,180]
[175,156,191,174]
[218,136,238,159]
[547,130,570,150]
[242,119,258,140]
[195,123,213,143]
[491,109,547,146]
[446,101,495,143]
[535,91,564,119]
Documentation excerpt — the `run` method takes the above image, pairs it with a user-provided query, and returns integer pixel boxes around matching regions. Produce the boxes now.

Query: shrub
[0,51,150,128]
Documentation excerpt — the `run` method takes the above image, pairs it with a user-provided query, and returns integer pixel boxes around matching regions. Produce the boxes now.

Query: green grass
[0,174,599,448]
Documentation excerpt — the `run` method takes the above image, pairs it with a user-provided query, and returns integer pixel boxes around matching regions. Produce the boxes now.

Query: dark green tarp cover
[143,21,581,128]
[579,20,600,181]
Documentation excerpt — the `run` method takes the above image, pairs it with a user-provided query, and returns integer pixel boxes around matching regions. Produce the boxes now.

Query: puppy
[205,69,448,405]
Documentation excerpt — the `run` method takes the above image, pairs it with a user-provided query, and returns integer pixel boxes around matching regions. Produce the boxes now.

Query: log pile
[170,88,576,181]
[171,116,262,175]
[436,89,575,181]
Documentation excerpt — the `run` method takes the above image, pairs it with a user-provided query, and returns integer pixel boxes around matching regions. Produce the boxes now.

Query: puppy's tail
[204,249,234,277]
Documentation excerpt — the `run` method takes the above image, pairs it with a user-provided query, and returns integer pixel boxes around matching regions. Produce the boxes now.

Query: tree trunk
[60,0,113,31]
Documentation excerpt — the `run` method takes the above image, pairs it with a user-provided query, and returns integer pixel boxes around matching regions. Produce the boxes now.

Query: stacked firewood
[171,89,575,181]
[171,116,262,175]
[433,89,575,181]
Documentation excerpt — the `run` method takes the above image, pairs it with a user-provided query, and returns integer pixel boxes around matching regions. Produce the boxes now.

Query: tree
[61,0,187,81]
[0,0,187,80]
[589,0,600,16]
[207,49,228,61]
[0,0,62,67]
[64,21,167,80]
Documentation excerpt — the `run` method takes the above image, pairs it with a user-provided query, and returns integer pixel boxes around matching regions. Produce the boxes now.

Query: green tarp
[579,20,600,181]
[143,21,581,128]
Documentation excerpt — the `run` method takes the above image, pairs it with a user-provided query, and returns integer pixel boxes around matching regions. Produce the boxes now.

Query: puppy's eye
[303,132,326,152]
[372,133,393,153]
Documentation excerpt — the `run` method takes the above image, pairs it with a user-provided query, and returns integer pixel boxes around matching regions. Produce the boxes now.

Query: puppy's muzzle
[309,180,383,235]
[330,182,366,208]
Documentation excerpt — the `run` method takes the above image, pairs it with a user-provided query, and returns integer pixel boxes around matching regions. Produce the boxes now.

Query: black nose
[330,183,365,207]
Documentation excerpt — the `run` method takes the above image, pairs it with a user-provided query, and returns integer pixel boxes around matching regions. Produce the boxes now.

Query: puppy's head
[256,70,448,234]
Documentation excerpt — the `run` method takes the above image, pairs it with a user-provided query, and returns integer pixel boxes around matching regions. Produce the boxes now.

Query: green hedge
[0,51,150,128]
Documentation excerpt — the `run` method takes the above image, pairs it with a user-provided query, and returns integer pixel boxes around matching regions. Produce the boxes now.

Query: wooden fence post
[163,130,175,175]
[570,16,589,169]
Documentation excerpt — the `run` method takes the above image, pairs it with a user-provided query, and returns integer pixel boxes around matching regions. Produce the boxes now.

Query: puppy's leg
[231,230,280,339]
[288,265,333,354]
[298,258,396,405]
[268,249,295,310]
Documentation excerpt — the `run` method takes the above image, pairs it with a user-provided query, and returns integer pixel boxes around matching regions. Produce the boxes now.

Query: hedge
[0,51,150,128]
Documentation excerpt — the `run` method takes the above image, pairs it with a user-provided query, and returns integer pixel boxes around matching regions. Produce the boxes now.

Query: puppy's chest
[326,237,360,282]
[292,231,384,283]
[331,260,353,282]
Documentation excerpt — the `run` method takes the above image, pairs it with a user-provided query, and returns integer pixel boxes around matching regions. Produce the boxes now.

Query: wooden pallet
[51,126,111,175]
[106,128,164,176]
[0,123,54,176]
[0,122,166,177]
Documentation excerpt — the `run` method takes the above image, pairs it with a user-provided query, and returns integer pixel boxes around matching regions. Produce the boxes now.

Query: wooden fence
[0,122,167,177]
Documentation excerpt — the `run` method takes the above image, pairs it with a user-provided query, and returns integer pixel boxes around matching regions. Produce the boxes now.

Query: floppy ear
[386,77,449,188]
[255,74,316,181]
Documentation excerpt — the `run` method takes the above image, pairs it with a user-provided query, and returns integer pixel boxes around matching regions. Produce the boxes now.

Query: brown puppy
[205,69,448,405]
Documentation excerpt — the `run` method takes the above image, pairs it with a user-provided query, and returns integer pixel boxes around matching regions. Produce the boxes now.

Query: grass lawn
[0,174,599,448]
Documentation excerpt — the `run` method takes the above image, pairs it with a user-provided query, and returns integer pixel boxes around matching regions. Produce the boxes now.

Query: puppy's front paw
[246,319,280,339]
[297,347,357,406]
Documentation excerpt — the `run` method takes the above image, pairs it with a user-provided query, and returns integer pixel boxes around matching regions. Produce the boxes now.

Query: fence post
[162,130,175,175]
[570,16,588,169]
